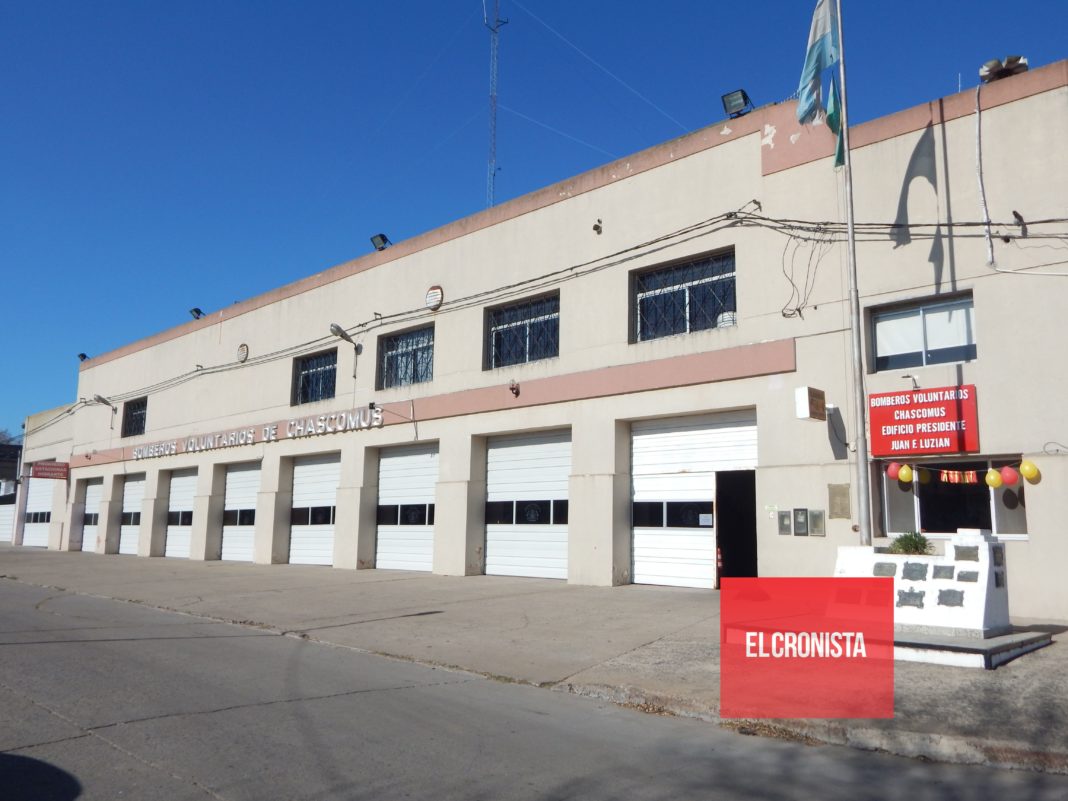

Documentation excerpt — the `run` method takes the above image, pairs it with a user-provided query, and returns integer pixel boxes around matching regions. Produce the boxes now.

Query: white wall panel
[290,454,339,565]
[377,445,438,572]
[81,479,103,552]
[119,474,145,555]
[222,462,260,562]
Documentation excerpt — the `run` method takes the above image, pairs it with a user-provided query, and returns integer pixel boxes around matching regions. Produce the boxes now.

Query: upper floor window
[293,349,337,405]
[632,251,736,342]
[379,326,434,389]
[485,293,559,369]
[872,296,975,372]
[121,397,147,438]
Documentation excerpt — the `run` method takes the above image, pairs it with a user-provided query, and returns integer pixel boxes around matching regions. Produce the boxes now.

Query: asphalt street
[1,580,1066,800]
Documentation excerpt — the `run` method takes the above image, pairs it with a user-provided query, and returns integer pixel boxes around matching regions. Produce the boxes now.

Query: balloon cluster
[884,460,1041,487]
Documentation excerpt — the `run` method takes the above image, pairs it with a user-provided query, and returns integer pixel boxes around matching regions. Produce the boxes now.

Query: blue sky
[2,1,1065,438]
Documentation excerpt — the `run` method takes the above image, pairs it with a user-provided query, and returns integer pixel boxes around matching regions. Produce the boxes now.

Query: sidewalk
[1,545,1065,773]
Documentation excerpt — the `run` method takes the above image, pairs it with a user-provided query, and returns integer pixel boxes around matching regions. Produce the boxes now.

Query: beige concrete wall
[17,65,1068,621]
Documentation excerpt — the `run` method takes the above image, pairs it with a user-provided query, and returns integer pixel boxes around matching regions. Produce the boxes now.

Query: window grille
[293,350,337,405]
[379,326,434,389]
[121,397,148,438]
[486,294,559,368]
[633,252,736,342]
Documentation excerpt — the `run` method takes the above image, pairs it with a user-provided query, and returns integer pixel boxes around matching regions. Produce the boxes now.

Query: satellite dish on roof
[979,55,1029,83]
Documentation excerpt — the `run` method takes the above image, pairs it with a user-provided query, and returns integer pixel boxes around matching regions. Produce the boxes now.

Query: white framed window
[379,326,434,389]
[883,458,1027,539]
[632,251,736,342]
[485,293,559,369]
[872,296,975,372]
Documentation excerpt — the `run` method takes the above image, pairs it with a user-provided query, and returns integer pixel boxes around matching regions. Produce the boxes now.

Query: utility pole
[485,0,507,207]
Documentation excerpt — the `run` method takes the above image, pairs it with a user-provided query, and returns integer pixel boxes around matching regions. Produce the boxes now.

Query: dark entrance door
[716,470,757,583]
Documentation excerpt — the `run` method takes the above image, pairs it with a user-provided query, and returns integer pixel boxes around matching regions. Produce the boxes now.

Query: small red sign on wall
[30,462,69,480]
[869,384,979,457]
[720,578,894,719]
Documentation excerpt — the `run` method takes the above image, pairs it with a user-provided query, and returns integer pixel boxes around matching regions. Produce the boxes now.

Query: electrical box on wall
[795,386,827,421]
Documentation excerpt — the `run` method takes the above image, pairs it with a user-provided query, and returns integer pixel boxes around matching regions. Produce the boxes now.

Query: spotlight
[189,307,205,319]
[77,353,89,362]
[370,233,392,251]
[721,89,753,118]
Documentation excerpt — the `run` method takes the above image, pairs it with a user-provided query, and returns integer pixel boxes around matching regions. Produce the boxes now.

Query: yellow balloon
[1020,460,1039,480]
[897,464,914,483]
[985,467,1003,489]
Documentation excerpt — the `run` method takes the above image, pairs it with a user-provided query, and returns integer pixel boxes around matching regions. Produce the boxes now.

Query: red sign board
[31,462,70,480]
[869,384,978,457]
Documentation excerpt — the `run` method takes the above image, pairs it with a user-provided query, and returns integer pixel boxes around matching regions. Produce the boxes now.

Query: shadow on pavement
[0,753,81,800]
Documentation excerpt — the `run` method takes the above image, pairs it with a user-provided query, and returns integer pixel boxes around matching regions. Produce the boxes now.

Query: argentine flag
[797,0,840,124]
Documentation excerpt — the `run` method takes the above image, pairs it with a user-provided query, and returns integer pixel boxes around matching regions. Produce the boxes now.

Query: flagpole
[833,0,873,546]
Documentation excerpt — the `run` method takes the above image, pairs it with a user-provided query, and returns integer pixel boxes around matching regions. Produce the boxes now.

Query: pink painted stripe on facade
[68,338,795,469]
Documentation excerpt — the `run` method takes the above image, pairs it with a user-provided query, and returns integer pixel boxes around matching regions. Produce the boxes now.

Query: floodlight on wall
[721,89,753,118]
[92,394,116,410]
[77,353,89,362]
[330,323,362,379]
[189,307,205,319]
[370,233,392,251]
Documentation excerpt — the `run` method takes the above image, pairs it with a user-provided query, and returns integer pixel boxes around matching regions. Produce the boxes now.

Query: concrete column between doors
[433,432,486,576]
[190,464,226,560]
[335,445,379,569]
[254,451,293,565]
[138,470,169,557]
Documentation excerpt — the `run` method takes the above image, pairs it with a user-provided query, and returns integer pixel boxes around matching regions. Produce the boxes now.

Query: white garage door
[119,474,145,555]
[165,469,197,558]
[22,476,54,548]
[81,479,104,552]
[377,444,438,572]
[290,454,340,565]
[0,505,14,543]
[486,431,570,580]
[632,412,757,589]
[221,462,260,562]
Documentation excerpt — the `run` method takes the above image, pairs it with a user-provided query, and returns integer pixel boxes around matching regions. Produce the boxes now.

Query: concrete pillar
[190,464,226,561]
[11,465,29,547]
[138,469,168,557]
[66,478,87,552]
[568,410,632,586]
[99,474,123,554]
[254,451,293,565]
[433,431,486,576]
[334,444,379,569]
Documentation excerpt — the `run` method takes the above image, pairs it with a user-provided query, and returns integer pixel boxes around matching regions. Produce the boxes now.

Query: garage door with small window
[22,477,53,547]
[81,479,104,552]
[290,454,340,565]
[0,505,14,543]
[631,413,757,589]
[164,469,197,558]
[486,431,570,580]
[377,444,438,571]
[119,474,145,555]
[221,463,260,562]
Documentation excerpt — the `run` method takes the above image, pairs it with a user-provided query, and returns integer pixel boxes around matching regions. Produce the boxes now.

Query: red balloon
[886,462,901,480]
[1000,466,1019,486]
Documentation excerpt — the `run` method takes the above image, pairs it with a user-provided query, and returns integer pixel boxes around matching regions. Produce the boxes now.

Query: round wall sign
[237,343,249,363]
[425,285,444,311]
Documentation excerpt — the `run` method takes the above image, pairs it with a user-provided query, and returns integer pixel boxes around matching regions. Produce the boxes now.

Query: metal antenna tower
[484,0,507,207]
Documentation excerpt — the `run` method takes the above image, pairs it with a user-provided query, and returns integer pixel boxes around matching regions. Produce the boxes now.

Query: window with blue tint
[633,251,736,342]
[379,326,434,389]
[485,294,559,368]
[293,349,337,405]
[873,296,975,372]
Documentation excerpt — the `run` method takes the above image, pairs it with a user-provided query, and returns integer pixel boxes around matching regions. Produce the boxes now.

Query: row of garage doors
[16,413,757,588]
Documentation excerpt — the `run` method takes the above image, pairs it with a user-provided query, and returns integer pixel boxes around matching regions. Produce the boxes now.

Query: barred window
[486,294,559,369]
[293,349,337,405]
[121,397,148,438]
[633,252,736,342]
[379,326,434,389]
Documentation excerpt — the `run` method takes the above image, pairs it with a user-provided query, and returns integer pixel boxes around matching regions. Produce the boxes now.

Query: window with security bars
[292,349,337,405]
[632,252,736,342]
[485,294,559,369]
[121,397,147,438]
[379,326,434,389]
